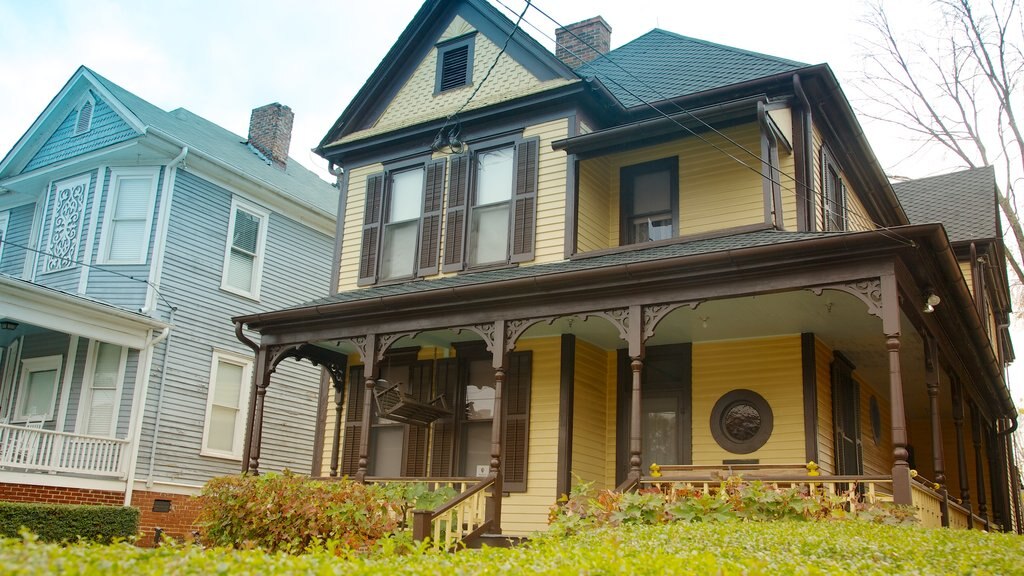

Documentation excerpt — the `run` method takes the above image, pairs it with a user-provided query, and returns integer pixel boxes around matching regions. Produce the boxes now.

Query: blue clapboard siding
[15,330,71,430]
[33,170,98,292]
[0,203,35,276]
[24,94,137,172]
[116,350,138,440]
[82,167,163,310]
[138,169,332,483]
[61,337,89,433]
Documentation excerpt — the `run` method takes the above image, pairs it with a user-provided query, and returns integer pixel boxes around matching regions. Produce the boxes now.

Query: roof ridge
[647,28,808,68]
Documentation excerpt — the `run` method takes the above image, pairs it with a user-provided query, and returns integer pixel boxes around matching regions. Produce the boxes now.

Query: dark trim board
[801,332,818,463]
[556,334,575,498]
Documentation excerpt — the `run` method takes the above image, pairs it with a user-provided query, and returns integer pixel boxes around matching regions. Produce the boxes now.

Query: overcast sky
[2,0,1018,401]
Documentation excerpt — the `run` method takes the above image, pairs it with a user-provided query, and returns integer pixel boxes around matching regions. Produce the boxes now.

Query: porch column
[629,357,643,479]
[247,347,274,476]
[971,403,988,525]
[887,334,912,505]
[329,375,345,477]
[488,319,507,534]
[356,335,378,483]
[951,378,972,523]
[924,337,946,487]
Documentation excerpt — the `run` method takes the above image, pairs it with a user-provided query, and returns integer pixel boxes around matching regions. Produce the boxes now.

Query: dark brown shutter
[430,358,459,477]
[511,138,539,263]
[341,365,365,477]
[503,351,532,492]
[358,174,384,285]
[442,155,469,273]
[403,360,434,476]
[417,160,446,277]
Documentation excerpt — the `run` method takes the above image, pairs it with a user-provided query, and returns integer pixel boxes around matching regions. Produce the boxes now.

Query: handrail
[0,423,130,444]
[427,474,495,519]
[412,474,496,549]
[616,474,640,493]
[641,473,893,483]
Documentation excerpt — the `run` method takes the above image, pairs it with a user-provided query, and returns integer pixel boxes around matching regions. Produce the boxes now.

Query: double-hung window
[441,137,539,272]
[15,355,62,422]
[99,168,159,264]
[358,160,446,285]
[77,341,126,437]
[221,198,269,299]
[620,157,678,245]
[821,146,847,231]
[201,350,252,459]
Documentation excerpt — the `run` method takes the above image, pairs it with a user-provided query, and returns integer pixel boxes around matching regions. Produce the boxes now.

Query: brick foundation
[131,490,203,547]
[0,482,123,506]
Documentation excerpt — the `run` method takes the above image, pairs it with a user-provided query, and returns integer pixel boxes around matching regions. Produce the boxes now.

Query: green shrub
[549,477,917,534]
[196,471,450,553]
[0,501,138,543]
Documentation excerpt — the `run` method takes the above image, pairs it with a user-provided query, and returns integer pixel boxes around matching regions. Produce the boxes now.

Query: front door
[831,353,863,475]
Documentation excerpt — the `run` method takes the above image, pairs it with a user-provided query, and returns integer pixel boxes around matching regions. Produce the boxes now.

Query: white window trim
[0,211,9,264]
[220,197,269,301]
[200,349,253,460]
[13,355,63,423]
[74,340,128,437]
[74,95,95,136]
[96,167,160,265]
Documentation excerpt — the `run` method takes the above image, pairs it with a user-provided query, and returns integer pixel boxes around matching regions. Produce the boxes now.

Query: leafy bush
[0,501,138,543]
[1,522,1021,575]
[549,477,917,534]
[196,471,455,553]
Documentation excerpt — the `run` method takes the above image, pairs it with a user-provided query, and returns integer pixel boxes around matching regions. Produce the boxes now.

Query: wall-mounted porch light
[922,290,941,314]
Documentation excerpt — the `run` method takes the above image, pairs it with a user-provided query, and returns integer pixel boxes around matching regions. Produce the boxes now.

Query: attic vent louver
[75,99,94,135]
[439,45,470,91]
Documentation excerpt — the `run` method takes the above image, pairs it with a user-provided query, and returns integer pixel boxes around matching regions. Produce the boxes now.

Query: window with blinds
[201,351,252,459]
[100,168,158,264]
[80,342,125,437]
[221,198,269,299]
[15,355,62,422]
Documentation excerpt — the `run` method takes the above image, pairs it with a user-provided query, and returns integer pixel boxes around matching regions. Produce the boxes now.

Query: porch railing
[909,482,944,529]
[374,476,493,550]
[947,500,971,530]
[0,424,129,478]
[638,473,895,505]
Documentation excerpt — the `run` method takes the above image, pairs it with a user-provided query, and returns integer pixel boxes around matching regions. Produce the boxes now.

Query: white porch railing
[0,423,129,478]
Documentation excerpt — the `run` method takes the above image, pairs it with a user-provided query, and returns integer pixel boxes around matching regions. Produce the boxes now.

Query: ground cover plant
[0,521,1021,575]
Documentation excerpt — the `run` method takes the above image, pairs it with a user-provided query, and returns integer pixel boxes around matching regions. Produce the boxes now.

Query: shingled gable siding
[83,167,164,310]
[367,16,550,138]
[0,203,35,276]
[24,96,137,172]
[142,170,330,484]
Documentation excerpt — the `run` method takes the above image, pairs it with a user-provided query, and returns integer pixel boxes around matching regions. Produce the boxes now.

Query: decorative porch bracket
[807,278,883,320]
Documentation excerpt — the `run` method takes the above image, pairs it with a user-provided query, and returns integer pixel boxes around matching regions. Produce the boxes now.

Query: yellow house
[233,0,1021,544]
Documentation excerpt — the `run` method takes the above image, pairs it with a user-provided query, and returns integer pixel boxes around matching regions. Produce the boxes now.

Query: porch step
[463,533,527,549]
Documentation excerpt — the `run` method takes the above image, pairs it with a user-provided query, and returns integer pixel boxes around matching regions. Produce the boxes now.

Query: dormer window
[74,97,94,135]
[435,35,475,93]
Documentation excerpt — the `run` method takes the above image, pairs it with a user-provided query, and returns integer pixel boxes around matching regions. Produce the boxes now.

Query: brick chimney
[556,16,611,69]
[248,103,294,169]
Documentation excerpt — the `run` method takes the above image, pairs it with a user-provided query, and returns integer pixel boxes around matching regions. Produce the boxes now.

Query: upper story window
[201,349,252,460]
[74,97,94,136]
[821,146,847,231]
[43,174,90,274]
[442,138,539,273]
[0,211,9,264]
[435,35,475,93]
[620,157,678,245]
[98,167,159,265]
[221,198,269,300]
[15,355,62,423]
[358,160,445,286]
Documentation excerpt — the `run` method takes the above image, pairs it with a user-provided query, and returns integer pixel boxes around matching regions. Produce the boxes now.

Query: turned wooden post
[487,366,505,533]
[971,402,988,526]
[951,378,972,526]
[887,335,912,505]
[329,376,344,477]
[924,337,946,487]
[629,357,644,479]
[356,335,378,483]
[247,348,273,476]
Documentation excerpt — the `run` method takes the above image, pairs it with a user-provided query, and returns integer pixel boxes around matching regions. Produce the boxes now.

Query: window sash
[620,158,678,246]
[202,352,252,459]
[379,167,425,281]
[101,170,157,264]
[221,200,268,299]
[82,342,124,437]
[15,356,62,422]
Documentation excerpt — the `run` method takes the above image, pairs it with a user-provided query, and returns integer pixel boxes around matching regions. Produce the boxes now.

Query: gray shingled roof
[574,29,807,108]
[891,166,998,243]
[87,68,338,215]
[290,229,840,310]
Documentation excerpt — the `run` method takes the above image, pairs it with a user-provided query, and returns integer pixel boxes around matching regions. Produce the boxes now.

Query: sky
[0,0,1019,403]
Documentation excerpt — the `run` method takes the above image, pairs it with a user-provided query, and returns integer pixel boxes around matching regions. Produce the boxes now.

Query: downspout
[123,325,172,507]
[235,321,260,474]
[144,306,177,488]
[328,162,346,296]
[142,147,188,315]
[793,74,815,232]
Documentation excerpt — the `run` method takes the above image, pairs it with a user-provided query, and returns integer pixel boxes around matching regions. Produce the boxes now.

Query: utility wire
[1,238,176,313]
[493,0,918,248]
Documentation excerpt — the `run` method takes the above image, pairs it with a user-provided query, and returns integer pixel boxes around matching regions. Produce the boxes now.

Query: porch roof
[289,228,837,310]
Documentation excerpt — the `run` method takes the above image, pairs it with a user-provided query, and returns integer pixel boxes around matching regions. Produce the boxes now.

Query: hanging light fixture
[0,320,18,330]
[922,290,941,314]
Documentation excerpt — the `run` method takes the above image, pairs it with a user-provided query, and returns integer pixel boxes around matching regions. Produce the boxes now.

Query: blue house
[0,66,336,541]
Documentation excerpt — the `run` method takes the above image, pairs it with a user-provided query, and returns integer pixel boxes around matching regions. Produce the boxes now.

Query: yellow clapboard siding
[577,157,611,253]
[811,123,874,232]
[604,349,619,488]
[811,126,825,231]
[571,339,611,491]
[692,335,805,465]
[524,119,569,266]
[502,337,561,536]
[858,372,892,477]
[814,337,835,474]
[961,261,973,297]
[779,150,798,231]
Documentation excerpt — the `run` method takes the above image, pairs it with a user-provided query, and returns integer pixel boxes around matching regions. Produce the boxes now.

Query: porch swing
[372,379,451,426]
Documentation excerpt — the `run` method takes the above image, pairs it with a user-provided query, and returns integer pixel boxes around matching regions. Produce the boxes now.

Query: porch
[0,423,129,477]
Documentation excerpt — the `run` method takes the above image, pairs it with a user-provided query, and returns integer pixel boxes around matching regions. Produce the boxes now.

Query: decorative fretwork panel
[44,175,89,273]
